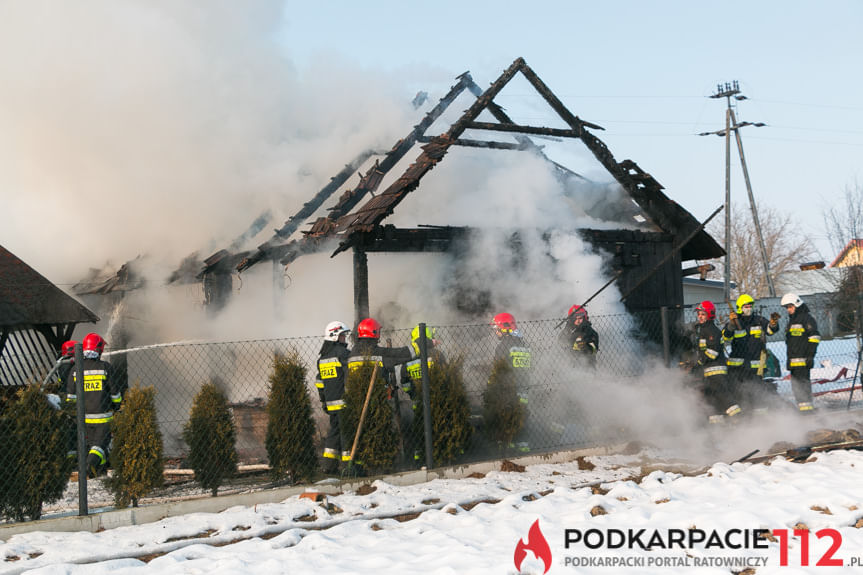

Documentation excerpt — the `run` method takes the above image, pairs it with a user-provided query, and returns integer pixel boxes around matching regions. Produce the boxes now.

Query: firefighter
[692,301,741,424]
[317,320,352,474]
[65,333,122,477]
[348,318,413,384]
[491,312,535,451]
[723,294,777,415]
[347,318,413,467]
[772,293,820,414]
[56,340,77,393]
[400,324,444,464]
[560,305,599,369]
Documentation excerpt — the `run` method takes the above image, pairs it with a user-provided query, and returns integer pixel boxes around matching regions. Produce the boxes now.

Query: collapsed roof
[226,57,721,277]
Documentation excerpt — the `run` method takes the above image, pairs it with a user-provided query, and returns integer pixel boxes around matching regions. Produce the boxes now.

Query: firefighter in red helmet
[56,340,78,393]
[560,304,599,369]
[65,332,123,477]
[346,318,413,469]
[490,312,535,452]
[691,301,741,425]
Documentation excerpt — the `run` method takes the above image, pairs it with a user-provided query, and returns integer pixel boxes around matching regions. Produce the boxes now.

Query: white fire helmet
[324,321,351,342]
[780,293,803,308]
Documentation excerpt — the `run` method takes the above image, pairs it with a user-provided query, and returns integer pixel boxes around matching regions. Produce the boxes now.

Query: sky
[281,0,863,258]
[3,445,863,574]
[0,0,861,343]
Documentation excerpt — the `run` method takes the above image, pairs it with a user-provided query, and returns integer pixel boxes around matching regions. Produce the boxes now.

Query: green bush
[482,357,525,449]
[412,355,472,466]
[106,385,164,508]
[183,382,237,496]
[0,386,75,521]
[265,352,317,483]
[342,363,398,472]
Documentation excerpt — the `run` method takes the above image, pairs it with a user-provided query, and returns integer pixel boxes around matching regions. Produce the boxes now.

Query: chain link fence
[1,298,862,523]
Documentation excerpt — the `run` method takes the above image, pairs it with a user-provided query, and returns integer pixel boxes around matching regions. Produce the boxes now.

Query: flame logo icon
[514,519,552,574]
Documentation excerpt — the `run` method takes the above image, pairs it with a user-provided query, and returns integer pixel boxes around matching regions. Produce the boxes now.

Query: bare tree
[823,181,863,260]
[705,203,816,298]
[823,182,863,333]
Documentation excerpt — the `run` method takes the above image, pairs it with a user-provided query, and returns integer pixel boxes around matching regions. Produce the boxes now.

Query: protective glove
[728,310,738,322]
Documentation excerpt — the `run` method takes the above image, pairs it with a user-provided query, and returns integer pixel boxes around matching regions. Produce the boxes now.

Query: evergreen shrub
[342,363,398,472]
[482,357,525,448]
[0,386,75,521]
[183,382,237,496]
[106,385,164,508]
[265,352,317,482]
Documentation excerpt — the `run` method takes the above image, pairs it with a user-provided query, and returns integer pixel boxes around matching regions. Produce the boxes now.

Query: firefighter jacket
[65,357,122,423]
[692,321,728,380]
[348,339,413,388]
[782,304,820,370]
[493,333,533,394]
[57,359,73,391]
[722,313,770,370]
[400,347,446,402]
[561,321,599,355]
[317,340,351,413]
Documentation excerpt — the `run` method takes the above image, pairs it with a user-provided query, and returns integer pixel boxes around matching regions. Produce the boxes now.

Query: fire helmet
[357,318,382,339]
[82,333,107,355]
[568,304,588,321]
[324,321,351,342]
[695,301,716,320]
[780,293,803,308]
[61,340,78,358]
[736,294,754,314]
[410,324,436,343]
[493,312,517,335]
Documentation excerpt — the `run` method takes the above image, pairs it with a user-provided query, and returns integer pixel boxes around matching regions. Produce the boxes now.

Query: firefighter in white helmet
[774,294,820,413]
[317,321,352,474]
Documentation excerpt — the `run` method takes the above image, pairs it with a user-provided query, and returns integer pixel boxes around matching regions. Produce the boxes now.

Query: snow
[3,444,863,574]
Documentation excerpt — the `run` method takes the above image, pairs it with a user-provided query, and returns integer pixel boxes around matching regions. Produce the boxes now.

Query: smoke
[0,1,649,349]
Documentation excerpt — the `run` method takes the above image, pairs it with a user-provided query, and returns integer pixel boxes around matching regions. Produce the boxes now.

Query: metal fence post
[660,306,671,368]
[74,342,88,516]
[418,323,433,469]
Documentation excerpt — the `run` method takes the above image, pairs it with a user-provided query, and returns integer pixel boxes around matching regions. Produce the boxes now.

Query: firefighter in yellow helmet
[722,294,778,415]
[400,324,444,465]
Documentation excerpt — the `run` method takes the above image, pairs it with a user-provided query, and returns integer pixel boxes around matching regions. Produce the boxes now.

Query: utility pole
[699,81,776,299]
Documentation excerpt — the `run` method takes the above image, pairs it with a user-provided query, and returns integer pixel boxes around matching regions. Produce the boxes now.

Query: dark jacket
[783,304,820,369]
[66,357,122,423]
[722,313,770,369]
[348,339,413,388]
[692,321,728,380]
[494,333,533,388]
[400,347,446,401]
[317,340,351,412]
[561,320,599,355]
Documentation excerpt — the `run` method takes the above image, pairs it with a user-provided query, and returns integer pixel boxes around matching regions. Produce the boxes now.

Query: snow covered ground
[3,431,863,575]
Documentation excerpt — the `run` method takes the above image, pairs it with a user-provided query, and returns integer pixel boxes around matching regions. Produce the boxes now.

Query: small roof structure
[830,238,863,268]
[1,244,98,385]
[0,245,98,329]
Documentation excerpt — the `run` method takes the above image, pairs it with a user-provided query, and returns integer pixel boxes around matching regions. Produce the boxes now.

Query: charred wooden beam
[353,247,369,323]
[320,73,477,227]
[355,225,470,253]
[417,135,530,151]
[332,58,528,256]
[464,121,583,138]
